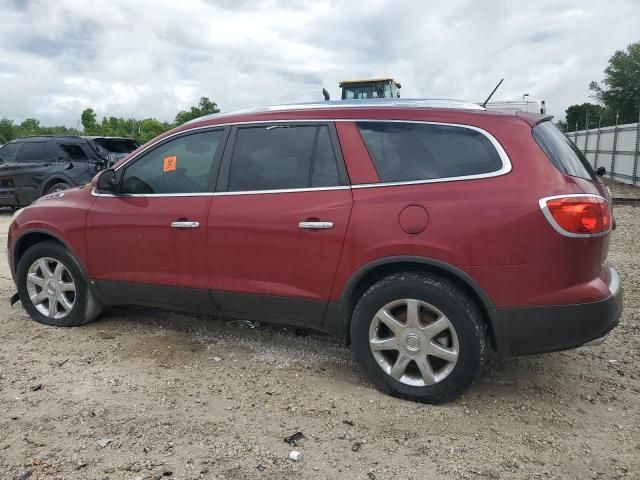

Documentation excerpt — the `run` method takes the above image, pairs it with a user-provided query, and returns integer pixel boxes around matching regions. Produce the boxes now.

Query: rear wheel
[46,182,71,194]
[16,241,101,327]
[350,272,486,403]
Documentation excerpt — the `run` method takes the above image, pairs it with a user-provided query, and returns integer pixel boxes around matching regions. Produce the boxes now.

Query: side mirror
[96,168,117,192]
[596,166,606,177]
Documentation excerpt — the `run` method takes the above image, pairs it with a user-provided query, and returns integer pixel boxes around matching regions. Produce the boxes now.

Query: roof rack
[189,98,485,124]
[19,134,83,139]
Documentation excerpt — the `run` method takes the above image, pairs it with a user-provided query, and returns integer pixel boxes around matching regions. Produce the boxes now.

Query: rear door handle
[171,221,200,228]
[298,221,334,229]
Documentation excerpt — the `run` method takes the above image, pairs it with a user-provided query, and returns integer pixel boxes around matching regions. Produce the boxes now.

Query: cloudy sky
[1,0,638,126]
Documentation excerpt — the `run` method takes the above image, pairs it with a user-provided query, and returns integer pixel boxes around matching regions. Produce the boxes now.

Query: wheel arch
[13,230,87,277]
[40,176,75,196]
[337,256,499,350]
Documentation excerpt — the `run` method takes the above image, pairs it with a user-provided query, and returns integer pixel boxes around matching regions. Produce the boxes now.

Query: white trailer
[484,99,547,114]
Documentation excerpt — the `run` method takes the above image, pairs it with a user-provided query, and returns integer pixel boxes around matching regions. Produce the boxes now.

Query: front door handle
[298,221,334,229]
[171,221,200,228]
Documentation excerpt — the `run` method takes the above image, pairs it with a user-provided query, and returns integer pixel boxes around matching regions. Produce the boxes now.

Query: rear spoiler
[516,111,554,127]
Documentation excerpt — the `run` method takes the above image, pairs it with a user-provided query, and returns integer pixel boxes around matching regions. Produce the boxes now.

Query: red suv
[7,99,622,403]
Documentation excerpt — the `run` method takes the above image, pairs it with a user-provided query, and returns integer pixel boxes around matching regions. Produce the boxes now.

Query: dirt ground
[1,183,639,480]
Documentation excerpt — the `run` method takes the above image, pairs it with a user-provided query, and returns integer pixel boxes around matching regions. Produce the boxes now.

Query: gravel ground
[1,183,639,480]
[605,179,640,199]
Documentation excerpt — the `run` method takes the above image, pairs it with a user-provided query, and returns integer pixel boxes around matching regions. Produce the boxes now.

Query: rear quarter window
[357,122,504,182]
[532,121,597,181]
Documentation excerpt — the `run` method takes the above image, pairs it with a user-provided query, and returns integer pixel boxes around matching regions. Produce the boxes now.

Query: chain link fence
[567,116,640,186]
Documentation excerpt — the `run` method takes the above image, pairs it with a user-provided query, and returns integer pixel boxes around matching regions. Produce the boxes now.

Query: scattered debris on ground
[0,183,639,479]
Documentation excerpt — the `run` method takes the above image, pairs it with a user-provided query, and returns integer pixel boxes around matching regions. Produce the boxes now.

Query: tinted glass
[94,138,139,153]
[0,143,19,162]
[59,143,88,160]
[120,130,223,194]
[533,121,597,181]
[358,122,503,182]
[310,126,340,187]
[16,142,50,162]
[228,125,318,191]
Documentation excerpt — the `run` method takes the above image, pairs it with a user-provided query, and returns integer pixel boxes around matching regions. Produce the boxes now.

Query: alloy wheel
[25,257,76,319]
[368,298,459,387]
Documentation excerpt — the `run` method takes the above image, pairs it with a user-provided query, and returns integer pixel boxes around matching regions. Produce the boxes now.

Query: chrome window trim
[91,186,350,198]
[538,193,611,238]
[91,188,214,198]
[98,118,511,198]
[215,185,350,196]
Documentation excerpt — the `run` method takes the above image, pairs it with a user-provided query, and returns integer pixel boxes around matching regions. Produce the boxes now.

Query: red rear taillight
[539,195,611,237]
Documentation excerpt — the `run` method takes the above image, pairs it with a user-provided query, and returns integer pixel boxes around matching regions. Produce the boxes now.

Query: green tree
[564,103,610,131]
[590,41,640,124]
[81,108,99,134]
[555,119,568,132]
[138,118,169,143]
[18,118,41,136]
[174,97,220,126]
[0,117,16,143]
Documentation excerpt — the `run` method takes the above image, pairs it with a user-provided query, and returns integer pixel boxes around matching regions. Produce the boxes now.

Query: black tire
[350,272,487,404]
[45,182,71,194]
[16,240,102,327]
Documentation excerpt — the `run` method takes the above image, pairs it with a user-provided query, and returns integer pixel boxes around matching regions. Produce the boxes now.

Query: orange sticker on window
[163,155,177,172]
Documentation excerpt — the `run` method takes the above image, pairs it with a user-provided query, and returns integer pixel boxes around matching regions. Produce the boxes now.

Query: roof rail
[188,98,486,124]
[19,134,83,139]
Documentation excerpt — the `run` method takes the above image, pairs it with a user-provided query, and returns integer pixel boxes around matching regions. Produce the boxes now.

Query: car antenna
[481,78,504,108]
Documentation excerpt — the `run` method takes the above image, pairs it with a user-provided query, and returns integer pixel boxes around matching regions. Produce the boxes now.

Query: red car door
[86,128,227,305]
[207,123,352,324]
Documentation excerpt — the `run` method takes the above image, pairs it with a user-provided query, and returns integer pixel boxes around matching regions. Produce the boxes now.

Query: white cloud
[0,0,638,126]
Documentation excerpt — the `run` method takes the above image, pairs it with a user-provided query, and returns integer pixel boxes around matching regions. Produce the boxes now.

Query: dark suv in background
[0,135,139,207]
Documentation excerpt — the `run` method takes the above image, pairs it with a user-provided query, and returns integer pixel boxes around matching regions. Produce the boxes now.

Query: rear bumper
[493,266,622,357]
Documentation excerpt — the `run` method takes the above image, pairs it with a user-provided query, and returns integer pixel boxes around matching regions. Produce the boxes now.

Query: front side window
[16,142,51,162]
[227,125,341,192]
[357,122,504,182]
[119,130,223,194]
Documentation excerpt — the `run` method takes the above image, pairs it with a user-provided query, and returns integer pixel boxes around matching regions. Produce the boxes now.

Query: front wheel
[16,241,102,327]
[350,272,487,404]
[46,182,71,194]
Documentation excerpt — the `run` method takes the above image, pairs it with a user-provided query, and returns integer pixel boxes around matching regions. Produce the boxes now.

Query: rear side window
[533,121,597,181]
[59,143,89,160]
[357,122,503,182]
[227,125,341,192]
[0,143,20,162]
[16,142,51,162]
[120,130,223,194]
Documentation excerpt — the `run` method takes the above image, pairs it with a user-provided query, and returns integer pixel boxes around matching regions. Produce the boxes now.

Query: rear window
[532,121,597,181]
[357,122,504,183]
